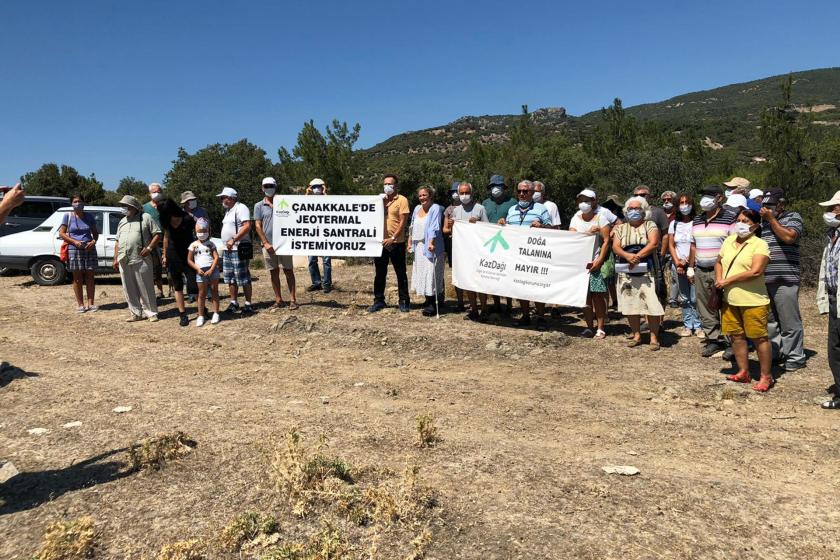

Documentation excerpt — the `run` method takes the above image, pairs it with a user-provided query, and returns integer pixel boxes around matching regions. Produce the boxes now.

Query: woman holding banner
[612,196,664,350]
[569,188,612,339]
[408,186,445,317]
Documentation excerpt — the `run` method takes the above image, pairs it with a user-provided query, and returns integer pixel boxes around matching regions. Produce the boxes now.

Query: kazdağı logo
[482,230,509,253]
[277,198,290,210]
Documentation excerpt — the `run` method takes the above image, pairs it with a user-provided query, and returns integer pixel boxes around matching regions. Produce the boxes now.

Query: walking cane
[432,252,440,319]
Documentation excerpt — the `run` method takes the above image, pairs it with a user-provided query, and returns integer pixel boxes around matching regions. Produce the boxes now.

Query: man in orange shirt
[369,174,410,312]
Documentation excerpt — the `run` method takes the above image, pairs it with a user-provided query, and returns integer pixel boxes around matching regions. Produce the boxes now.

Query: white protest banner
[452,221,596,307]
[272,195,384,257]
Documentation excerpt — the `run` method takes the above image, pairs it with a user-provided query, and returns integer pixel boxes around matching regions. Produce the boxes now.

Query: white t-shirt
[668,219,693,261]
[596,206,618,224]
[221,202,251,247]
[569,211,610,259]
[189,240,216,268]
[543,200,562,227]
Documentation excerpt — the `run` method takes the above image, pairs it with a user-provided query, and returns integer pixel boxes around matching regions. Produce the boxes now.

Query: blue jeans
[308,256,332,287]
[674,264,701,329]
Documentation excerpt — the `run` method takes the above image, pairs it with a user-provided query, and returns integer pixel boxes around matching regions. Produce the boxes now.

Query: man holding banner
[369,174,410,313]
[444,181,489,321]
[499,180,553,328]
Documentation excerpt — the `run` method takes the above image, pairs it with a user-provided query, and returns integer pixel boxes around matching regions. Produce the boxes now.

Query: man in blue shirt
[499,180,552,328]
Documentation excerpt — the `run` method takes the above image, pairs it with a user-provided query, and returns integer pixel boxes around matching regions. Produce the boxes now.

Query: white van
[0,206,221,285]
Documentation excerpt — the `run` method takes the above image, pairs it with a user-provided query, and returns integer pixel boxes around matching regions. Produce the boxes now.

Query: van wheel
[31,258,66,286]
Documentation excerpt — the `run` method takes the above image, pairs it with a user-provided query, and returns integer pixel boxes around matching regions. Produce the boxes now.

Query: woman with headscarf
[612,196,665,350]
[113,195,162,322]
[408,185,445,316]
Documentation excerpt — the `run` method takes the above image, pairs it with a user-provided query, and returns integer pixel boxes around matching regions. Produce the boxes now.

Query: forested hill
[360,67,840,172]
[584,67,840,124]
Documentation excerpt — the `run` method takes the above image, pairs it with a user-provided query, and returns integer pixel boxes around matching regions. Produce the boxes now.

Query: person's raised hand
[4,184,25,208]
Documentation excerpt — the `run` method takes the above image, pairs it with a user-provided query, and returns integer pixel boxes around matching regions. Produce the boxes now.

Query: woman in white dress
[408,186,445,316]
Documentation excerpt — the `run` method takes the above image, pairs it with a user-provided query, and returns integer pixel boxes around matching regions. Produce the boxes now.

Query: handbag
[599,249,615,279]
[232,206,254,260]
[707,242,749,313]
[59,213,75,263]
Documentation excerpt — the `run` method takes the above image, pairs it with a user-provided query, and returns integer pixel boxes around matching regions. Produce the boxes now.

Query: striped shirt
[691,208,737,268]
[761,211,803,285]
[505,202,551,227]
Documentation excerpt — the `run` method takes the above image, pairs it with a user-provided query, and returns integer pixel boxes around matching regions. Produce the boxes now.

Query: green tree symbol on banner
[483,230,509,253]
[278,198,290,209]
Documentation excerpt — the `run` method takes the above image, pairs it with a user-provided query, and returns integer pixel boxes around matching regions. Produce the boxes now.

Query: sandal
[726,370,751,383]
[270,301,286,310]
[594,329,606,340]
[649,342,660,351]
[288,302,299,311]
[752,377,774,392]
[580,328,594,338]
[627,339,642,348]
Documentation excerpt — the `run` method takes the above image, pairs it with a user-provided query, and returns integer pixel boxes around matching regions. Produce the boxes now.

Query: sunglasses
[516,189,530,194]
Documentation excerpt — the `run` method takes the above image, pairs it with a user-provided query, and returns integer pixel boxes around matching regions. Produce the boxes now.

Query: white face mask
[263,188,276,197]
[824,212,840,228]
[120,207,129,215]
[197,232,210,241]
[734,222,753,238]
[384,184,395,196]
[151,192,163,202]
[679,204,692,215]
[699,196,717,212]
[459,194,471,205]
[662,202,674,211]
[532,191,543,203]
[451,191,459,201]
[578,202,592,214]
[490,186,503,198]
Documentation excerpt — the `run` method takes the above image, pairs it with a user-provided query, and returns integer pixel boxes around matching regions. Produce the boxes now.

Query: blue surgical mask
[518,199,530,209]
[626,209,643,222]
[679,204,692,215]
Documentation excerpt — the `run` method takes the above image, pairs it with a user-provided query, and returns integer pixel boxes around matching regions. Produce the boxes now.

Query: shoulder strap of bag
[723,241,750,279]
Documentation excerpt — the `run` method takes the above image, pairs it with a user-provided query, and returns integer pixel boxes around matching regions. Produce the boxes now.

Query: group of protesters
[34,169,840,409]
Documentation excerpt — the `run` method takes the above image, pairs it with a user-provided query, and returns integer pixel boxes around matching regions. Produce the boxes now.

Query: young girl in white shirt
[187,220,221,326]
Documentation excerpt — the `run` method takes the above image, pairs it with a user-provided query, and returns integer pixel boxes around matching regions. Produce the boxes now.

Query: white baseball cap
[309,178,325,187]
[577,188,597,199]
[216,187,238,198]
[748,188,764,200]
[262,177,276,186]
[726,194,747,209]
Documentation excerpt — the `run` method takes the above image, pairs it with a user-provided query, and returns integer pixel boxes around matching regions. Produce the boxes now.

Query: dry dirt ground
[1,263,839,559]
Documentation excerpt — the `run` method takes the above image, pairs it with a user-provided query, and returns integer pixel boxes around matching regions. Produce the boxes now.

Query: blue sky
[1,0,838,189]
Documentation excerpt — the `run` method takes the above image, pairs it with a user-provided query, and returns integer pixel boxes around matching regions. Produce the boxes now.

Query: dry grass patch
[415,415,438,448]
[128,431,197,472]
[156,539,206,560]
[33,517,96,560]
[218,511,280,552]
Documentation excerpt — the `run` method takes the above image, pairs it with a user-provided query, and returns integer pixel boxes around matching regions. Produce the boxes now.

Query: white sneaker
[211,312,220,324]
[196,315,206,327]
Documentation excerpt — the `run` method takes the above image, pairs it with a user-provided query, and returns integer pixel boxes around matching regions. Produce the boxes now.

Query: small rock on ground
[602,465,640,476]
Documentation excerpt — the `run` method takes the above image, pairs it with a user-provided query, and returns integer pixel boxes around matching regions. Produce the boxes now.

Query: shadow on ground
[0,362,39,388]
[0,448,132,515]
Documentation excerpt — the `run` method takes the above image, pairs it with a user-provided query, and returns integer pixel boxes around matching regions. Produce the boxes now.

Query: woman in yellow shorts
[715,208,773,391]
